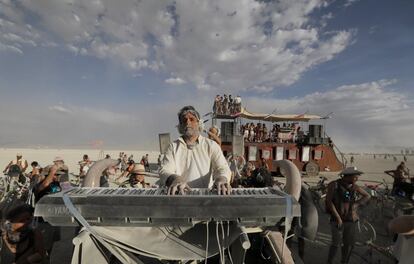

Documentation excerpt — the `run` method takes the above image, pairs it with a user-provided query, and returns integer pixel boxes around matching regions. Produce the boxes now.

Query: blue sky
[0,0,413,152]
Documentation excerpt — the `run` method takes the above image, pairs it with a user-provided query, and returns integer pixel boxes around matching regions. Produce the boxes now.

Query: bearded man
[159,105,231,194]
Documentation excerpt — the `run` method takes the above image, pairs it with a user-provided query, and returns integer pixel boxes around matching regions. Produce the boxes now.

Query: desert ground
[1,148,412,263]
[286,153,413,264]
[0,148,160,173]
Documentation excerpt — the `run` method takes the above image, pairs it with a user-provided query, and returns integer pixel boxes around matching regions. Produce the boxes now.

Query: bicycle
[354,240,398,264]
[354,218,377,247]
[0,175,8,201]
[0,175,31,217]
[363,181,395,221]
[392,196,414,217]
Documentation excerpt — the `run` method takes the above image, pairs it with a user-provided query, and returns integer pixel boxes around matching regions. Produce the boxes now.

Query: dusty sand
[294,154,413,264]
[0,148,160,173]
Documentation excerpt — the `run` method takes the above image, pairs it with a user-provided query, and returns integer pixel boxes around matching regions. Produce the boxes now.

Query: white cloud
[3,33,37,46]
[165,77,186,85]
[0,42,23,54]
[0,0,353,93]
[48,104,136,125]
[243,79,414,151]
[49,105,72,114]
[344,0,360,8]
[1,79,412,151]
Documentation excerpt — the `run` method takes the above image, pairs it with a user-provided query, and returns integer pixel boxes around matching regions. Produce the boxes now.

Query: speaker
[309,125,323,138]
[221,122,234,142]
[232,135,244,157]
[159,133,171,154]
[307,137,321,145]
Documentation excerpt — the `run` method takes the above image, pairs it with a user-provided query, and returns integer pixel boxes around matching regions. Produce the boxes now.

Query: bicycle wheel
[355,220,376,247]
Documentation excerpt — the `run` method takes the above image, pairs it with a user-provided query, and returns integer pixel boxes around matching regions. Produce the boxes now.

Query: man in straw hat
[128,163,149,188]
[326,167,371,264]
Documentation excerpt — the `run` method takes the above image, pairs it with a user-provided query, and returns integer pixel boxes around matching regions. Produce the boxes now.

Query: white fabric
[69,135,239,262]
[159,135,231,188]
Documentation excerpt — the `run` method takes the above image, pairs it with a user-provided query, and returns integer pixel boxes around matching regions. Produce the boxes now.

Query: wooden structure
[214,107,344,176]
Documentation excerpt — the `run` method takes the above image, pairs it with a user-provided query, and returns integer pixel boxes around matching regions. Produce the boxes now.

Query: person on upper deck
[159,105,231,195]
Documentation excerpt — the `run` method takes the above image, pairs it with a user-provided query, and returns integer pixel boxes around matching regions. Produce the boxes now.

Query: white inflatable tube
[83,159,120,187]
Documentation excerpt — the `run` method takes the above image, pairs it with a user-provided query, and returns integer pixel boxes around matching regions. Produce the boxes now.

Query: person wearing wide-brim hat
[338,166,364,177]
[326,167,371,264]
[128,164,149,188]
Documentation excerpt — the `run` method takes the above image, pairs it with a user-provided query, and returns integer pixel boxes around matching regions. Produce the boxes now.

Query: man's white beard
[183,127,199,138]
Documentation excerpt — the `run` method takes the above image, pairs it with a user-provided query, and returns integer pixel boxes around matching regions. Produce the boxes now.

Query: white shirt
[159,135,231,188]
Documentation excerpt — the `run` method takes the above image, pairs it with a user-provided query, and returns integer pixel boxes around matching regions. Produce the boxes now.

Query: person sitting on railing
[263,124,268,142]
[256,123,262,142]
[228,94,234,114]
[242,124,249,141]
[222,94,229,115]
[234,95,241,113]
[213,94,220,114]
[270,124,278,142]
[249,123,255,142]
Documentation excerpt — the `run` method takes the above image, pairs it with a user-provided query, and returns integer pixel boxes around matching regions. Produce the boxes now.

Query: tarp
[239,107,322,122]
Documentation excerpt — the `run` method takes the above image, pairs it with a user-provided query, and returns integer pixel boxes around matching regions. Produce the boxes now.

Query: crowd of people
[213,94,242,116]
[1,153,71,263]
[0,105,413,263]
[241,122,300,143]
[0,150,157,262]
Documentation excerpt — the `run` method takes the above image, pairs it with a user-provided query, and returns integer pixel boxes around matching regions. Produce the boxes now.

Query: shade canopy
[238,107,322,122]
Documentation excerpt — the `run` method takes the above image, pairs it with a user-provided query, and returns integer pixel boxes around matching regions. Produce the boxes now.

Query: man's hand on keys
[167,175,191,195]
[214,176,231,195]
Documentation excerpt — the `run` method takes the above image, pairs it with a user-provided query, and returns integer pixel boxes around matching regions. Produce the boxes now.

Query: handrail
[325,132,347,168]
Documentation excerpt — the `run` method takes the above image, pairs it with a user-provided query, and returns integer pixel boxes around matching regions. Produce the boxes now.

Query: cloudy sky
[0,0,413,152]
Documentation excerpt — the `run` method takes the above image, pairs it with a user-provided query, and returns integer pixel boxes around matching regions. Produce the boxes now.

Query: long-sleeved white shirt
[159,135,231,188]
